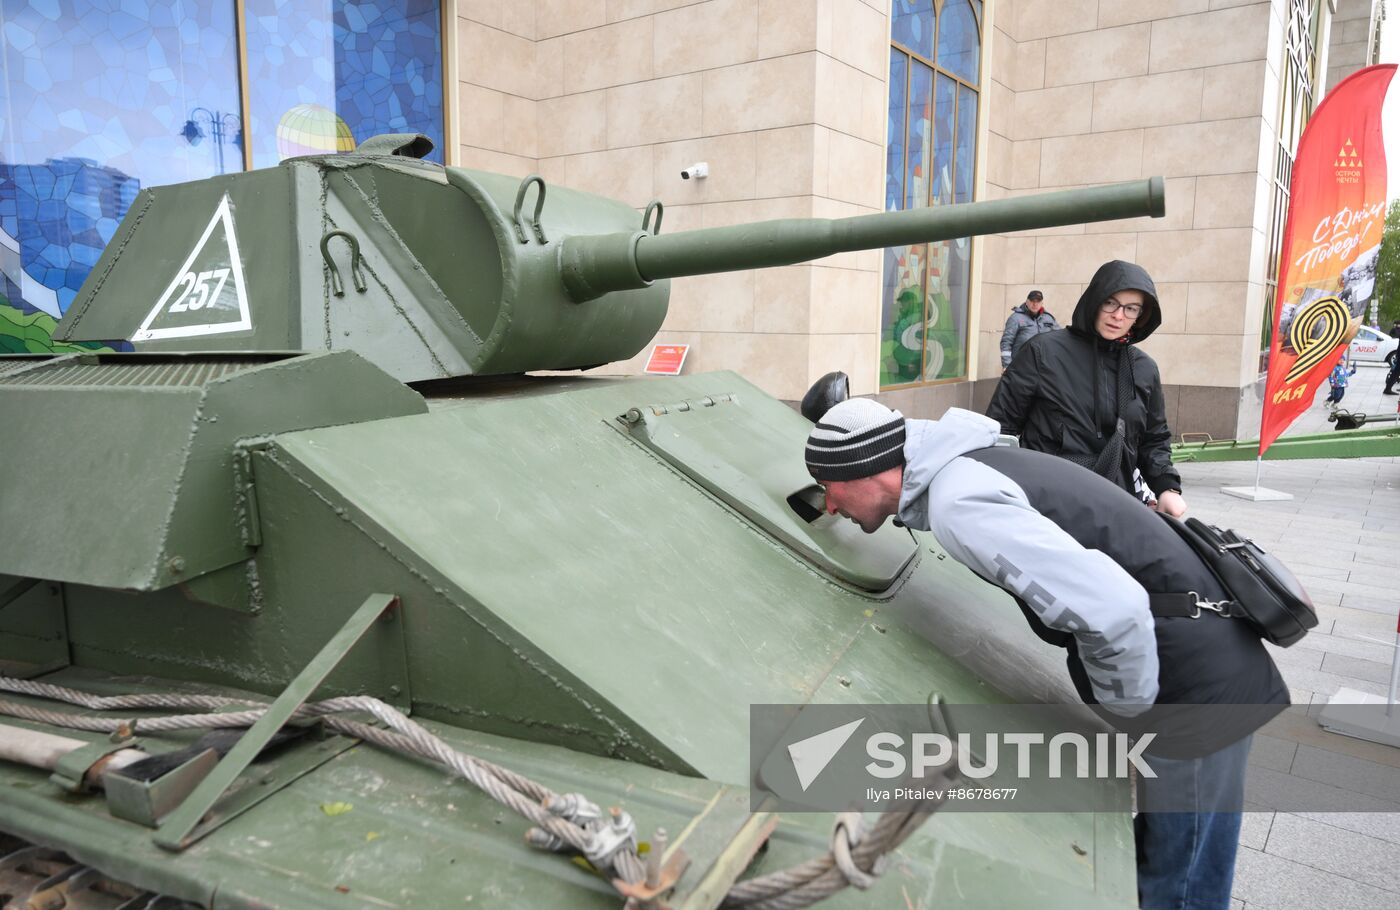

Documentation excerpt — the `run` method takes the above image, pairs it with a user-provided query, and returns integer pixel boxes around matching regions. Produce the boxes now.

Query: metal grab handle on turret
[642,199,664,235]
[513,175,548,245]
[559,177,1166,303]
[319,230,368,297]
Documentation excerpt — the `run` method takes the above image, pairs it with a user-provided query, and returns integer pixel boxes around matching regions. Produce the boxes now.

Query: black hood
[1070,260,1161,343]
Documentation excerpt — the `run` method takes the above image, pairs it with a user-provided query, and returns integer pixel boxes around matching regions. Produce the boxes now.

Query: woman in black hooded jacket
[986,260,1186,516]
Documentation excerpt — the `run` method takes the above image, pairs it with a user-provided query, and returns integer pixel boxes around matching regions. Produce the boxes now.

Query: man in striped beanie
[803,398,908,533]
[802,395,1287,910]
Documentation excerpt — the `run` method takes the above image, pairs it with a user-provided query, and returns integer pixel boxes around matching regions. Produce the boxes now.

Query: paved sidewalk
[1175,359,1400,910]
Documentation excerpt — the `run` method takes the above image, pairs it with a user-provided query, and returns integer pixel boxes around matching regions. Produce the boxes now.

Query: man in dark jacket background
[987,261,1185,516]
[1000,289,1059,368]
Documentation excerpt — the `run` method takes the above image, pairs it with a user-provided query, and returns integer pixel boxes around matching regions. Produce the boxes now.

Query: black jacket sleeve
[1136,358,1181,495]
[986,342,1040,436]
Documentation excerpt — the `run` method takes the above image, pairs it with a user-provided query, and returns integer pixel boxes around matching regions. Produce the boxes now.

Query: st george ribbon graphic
[1260,64,1396,454]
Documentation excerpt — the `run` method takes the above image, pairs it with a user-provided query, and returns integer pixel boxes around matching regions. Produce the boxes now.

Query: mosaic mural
[245,0,443,168]
[0,158,140,352]
[0,0,244,348]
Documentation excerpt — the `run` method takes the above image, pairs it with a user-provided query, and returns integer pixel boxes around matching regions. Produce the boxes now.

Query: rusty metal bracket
[105,748,219,827]
[319,229,368,296]
[49,734,137,794]
[614,848,691,907]
[154,593,400,851]
[643,199,664,235]
[513,175,548,244]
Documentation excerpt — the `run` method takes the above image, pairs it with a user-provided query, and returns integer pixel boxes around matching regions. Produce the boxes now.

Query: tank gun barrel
[560,176,1165,302]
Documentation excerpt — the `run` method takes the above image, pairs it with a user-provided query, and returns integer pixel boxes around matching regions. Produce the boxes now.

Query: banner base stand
[1220,485,1294,501]
[1318,688,1400,748]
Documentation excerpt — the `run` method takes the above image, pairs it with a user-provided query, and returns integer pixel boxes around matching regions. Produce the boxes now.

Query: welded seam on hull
[130,388,210,591]
[438,168,517,358]
[59,193,155,336]
[401,698,619,741]
[63,639,290,690]
[338,170,483,348]
[256,446,672,768]
[338,237,450,376]
[319,169,334,350]
[318,169,450,375]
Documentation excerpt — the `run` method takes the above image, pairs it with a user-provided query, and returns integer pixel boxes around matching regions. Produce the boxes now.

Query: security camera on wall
[680,162,709,180]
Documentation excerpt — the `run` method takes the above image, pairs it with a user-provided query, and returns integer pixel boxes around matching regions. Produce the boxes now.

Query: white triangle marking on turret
[133,194,251,341]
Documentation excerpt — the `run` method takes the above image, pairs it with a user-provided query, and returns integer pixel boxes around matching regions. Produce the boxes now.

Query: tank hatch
[617,393,917,591]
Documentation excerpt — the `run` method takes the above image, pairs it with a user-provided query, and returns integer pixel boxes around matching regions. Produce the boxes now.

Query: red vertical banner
[1260,64,1396,455]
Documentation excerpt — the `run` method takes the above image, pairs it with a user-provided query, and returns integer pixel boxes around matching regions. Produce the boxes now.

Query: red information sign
[644,344,690,375]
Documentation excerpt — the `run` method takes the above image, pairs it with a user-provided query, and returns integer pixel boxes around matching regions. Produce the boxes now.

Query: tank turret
[56,133,1164,382]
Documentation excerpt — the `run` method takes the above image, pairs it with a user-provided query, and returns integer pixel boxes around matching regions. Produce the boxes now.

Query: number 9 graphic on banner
[167,268,231,314]
[1285,295,1351,383]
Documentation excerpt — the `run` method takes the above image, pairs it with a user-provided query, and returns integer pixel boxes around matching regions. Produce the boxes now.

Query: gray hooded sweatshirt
[895,408,1160,717]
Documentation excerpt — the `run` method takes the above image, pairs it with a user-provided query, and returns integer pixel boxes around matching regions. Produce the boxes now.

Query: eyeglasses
[1100,299,1144,319]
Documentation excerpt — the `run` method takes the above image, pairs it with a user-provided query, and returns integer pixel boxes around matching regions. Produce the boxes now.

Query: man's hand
[1154,490,1187,518]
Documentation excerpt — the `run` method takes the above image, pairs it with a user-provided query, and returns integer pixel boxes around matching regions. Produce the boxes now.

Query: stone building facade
[1327,0,1385,92]
[447,0,1386,440]
[452,0,892,402]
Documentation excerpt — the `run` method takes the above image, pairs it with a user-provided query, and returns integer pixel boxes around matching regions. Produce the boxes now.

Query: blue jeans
[1135,735,1252,910]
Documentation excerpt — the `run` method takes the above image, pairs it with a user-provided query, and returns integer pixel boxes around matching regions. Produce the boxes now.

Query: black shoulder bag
[1154,514,1318,647]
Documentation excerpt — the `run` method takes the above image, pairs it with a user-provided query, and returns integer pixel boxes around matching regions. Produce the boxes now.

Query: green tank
[0,134,1165,909]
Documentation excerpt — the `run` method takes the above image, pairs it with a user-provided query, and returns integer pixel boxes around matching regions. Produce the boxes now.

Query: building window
[1260,0,1322,371]
[0,1,445,354]
[881,0,982,389]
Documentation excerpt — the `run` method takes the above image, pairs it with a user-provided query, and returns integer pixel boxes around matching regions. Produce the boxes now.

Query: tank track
[0,835,200,910]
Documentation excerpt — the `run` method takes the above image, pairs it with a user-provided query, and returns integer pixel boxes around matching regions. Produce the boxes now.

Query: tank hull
[1,358,1131,908]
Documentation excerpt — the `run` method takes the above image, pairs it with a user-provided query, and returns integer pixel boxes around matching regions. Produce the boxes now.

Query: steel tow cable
[0,676,943,908]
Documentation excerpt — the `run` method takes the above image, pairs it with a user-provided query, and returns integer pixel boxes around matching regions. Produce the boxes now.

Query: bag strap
[1148,592,1240,620]
[1148,593,1195,618]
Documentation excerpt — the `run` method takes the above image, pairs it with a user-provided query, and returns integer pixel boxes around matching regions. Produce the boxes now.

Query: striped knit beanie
[805,398,906,482]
